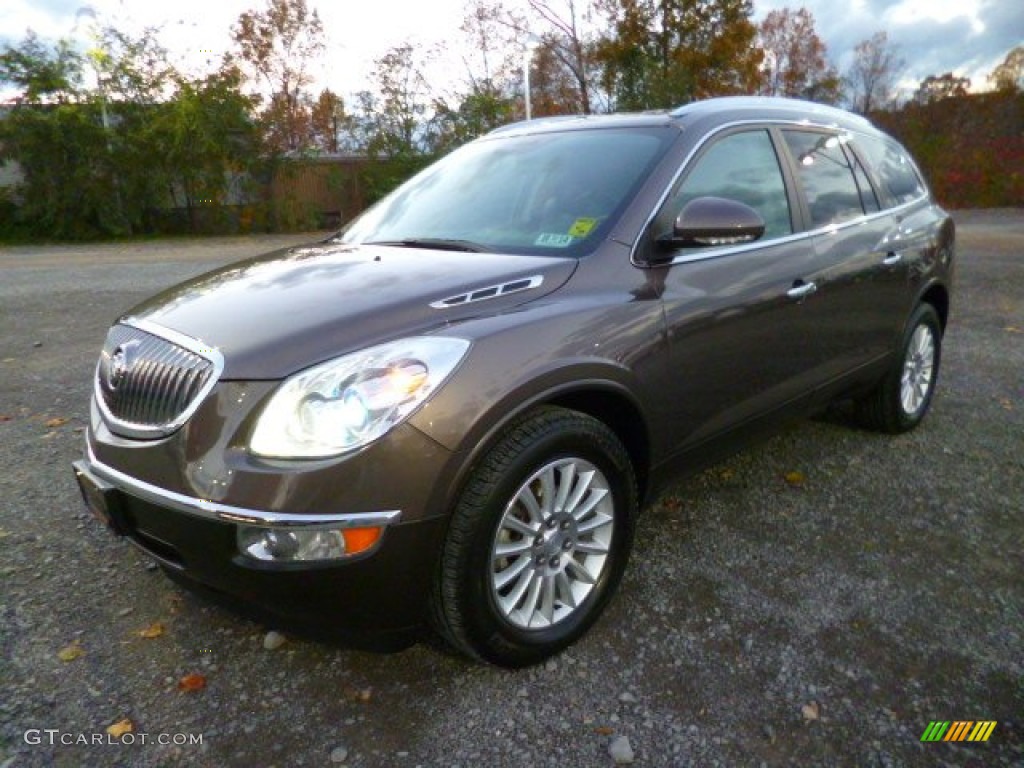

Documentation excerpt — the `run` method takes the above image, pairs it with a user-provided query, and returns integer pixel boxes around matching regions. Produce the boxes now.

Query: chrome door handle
[882,252,902,266]
[787,281,817,300]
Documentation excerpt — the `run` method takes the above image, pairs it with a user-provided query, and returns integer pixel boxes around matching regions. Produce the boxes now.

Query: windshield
[338,126,673,256]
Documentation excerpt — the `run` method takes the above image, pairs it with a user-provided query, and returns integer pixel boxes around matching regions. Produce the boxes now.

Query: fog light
[237,525,385,562]
[238,527,347,562]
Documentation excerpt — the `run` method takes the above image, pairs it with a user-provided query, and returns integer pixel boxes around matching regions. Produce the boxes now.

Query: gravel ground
[1,213,1021,767]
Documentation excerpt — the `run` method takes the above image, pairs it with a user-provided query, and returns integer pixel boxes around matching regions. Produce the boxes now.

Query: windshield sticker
[535,233,574,248]
[568,218,598,237]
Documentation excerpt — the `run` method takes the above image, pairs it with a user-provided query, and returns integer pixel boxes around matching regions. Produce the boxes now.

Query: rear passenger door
[779,129,908,377]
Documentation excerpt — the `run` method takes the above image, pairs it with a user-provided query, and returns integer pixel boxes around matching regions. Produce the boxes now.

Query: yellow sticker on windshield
[569,217,598,237]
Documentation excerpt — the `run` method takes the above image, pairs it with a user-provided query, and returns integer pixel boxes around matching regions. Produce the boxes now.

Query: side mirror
[658,196,766,250]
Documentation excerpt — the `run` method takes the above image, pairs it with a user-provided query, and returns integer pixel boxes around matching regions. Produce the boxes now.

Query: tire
[431,406,638,667]
[857,303,943,433]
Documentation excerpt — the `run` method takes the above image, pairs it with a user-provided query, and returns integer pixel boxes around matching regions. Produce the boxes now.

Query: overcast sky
[1,0,1020,100]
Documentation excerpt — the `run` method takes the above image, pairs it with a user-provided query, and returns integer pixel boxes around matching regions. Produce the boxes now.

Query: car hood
[127,242,577,379]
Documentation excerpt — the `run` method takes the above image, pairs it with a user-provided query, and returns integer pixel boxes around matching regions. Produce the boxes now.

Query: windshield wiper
[366,238,487,253]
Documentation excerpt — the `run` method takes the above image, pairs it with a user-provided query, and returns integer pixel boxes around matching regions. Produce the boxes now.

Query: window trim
[631,118,929,269]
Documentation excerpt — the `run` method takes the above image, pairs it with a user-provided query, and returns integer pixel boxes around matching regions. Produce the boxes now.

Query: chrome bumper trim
[83,443,402,529]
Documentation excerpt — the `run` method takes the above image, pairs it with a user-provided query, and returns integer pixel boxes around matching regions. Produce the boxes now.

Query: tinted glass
[339,127,673,256]
[783,130,865,228]
[856,135,926,206]
[667,130,792,240]
[849,148,881,213]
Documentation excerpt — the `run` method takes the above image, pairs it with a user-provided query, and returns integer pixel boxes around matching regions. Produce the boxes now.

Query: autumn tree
[991,46,1023,92]
[913,72,970,104]
[757,7,840,103]
[309,88,348,153]
[595,0,762,111]
[844,31,904,114]
[231,0,325,153]
[526,0,599,114]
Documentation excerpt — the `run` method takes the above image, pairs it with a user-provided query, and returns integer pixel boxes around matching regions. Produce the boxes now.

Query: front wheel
[857,303,943,433]
[431,407,638,667]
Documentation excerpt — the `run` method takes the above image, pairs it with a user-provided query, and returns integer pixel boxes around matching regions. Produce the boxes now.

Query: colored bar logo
[921,721,997,742]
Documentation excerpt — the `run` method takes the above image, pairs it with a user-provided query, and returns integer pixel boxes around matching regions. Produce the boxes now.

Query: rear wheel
[431,407,637,667]
[857,303,942,433]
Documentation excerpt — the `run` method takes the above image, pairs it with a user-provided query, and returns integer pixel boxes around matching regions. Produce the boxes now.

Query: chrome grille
[95,321,222,438]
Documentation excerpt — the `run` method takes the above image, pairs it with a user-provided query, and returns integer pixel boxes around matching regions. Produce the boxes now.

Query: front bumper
[73,454,448,636]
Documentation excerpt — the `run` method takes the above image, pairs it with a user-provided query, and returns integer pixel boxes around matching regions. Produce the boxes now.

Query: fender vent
[430,275,544,309]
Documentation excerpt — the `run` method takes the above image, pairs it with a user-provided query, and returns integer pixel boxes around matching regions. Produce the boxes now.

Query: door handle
[787,281,817,300]
[882,252,902,266]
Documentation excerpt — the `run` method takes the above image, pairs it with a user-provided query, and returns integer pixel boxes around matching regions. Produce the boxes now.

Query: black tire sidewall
[456,412,636,666]
[891,303,943,430]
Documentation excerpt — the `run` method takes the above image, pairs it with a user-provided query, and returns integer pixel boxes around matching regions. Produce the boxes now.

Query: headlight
[250,337,470,458]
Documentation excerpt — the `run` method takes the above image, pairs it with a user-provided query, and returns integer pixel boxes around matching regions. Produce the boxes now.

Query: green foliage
[0,27,258,239]
[0,32,82,103]
[0,101,114,238]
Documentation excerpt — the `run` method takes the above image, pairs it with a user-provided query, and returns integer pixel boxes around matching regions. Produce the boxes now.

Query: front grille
[95,322,221,438]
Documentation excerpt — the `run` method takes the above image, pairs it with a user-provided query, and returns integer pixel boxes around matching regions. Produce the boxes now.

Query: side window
[856,135,926,206]
[849,149,881,214]
[664,130,792,241]
[782,130,865,228]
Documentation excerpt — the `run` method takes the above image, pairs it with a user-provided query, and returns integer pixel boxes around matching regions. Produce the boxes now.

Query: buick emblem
[107,340,140,391]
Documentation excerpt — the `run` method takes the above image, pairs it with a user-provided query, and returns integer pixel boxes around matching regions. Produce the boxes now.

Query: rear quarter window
[855,135,927,206]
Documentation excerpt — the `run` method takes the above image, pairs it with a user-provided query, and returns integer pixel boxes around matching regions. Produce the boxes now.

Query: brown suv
[73,97,954,667]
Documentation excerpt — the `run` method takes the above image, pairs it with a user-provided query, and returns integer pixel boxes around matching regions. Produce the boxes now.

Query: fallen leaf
[0,414,12,422]
[661,496,683,512]
[998,398,1013,411]
[719,468,735,481]
[107,719,133,738]
[344,686,372,702]
[594,726,615,735]
[44,417,69,428]
[785,471,806,487]
[57,642,84,662]
[177,673,206,692]
[137,622,165,639]
[801,701,820,722]
[1004,326,1022,334]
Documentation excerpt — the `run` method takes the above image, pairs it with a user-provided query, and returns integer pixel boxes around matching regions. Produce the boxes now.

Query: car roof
[489,96,880,139]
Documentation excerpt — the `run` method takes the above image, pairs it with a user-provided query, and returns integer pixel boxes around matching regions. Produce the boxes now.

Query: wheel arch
[435,377,653,519]
[918,281,950,332]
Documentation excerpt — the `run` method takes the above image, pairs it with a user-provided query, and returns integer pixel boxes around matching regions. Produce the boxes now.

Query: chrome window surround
[631,118,929,269]
[94,317,225,439]
[83,442,402,529]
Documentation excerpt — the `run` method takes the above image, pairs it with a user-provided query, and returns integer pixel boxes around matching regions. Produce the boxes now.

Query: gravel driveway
[1,213,1021,767]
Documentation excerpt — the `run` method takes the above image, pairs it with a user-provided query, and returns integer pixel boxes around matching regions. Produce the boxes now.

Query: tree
[150,66,259,232]
[913,72,970,104]
[231,0,325,153]
[595,0,762,111]
[844,31,904,114]
[1,26,259,239]
[353,44,435,200]
[527,0,597,114]
[0,31,82,104]
[309,88,348,153]
[757,7,840,103]
[990,46,1023,92]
